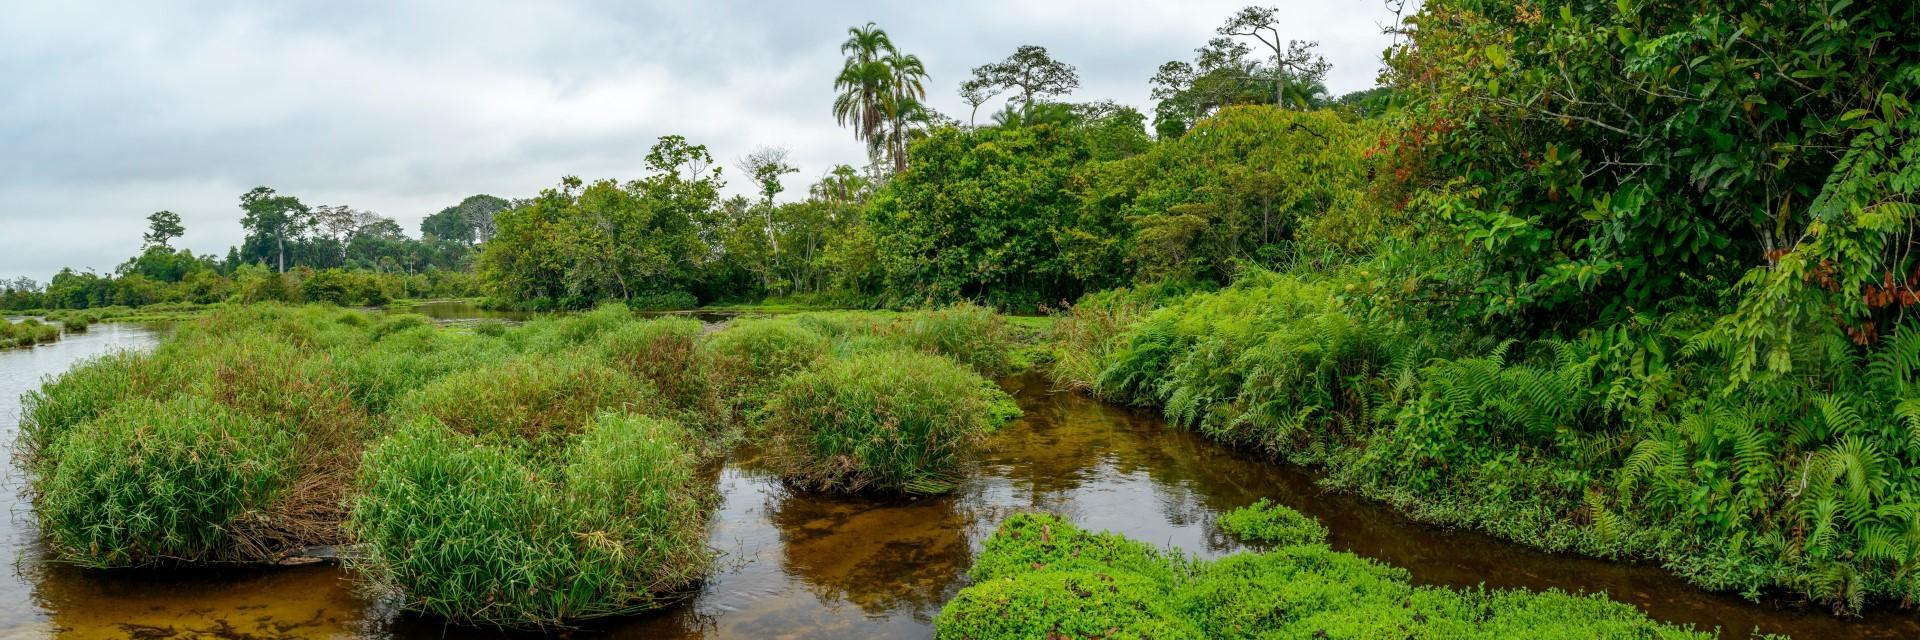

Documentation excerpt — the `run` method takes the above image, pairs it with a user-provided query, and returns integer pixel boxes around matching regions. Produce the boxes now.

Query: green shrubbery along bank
[935,511,1725,640]
[18,303,1019,627]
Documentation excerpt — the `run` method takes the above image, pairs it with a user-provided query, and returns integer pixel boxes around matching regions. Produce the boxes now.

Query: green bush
[936,513,1715,640]
[34,395,293,567]
[394,352,653,448]
[1,317,60,348]
[599,317,717,425]
[705,317,830,403]
[764,349,1019,493]
[895,303,1016,377]
[349,414,715,627]
[1218,499,1327,547]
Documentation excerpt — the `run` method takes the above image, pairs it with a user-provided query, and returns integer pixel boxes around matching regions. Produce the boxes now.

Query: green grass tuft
[1218,498,1329,547]
[763,349,1019,494]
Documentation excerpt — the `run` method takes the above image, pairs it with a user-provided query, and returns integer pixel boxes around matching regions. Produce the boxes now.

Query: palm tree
[882,50,929,173]
[833,23,896,165]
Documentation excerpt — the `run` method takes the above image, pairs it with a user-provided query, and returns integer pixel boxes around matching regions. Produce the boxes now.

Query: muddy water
[1,325,1914,638]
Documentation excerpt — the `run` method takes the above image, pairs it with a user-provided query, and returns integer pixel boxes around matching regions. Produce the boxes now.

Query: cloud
[0,0,1412,281]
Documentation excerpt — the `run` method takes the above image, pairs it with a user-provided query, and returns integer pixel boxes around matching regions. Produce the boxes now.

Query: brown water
[1,323,1913,639]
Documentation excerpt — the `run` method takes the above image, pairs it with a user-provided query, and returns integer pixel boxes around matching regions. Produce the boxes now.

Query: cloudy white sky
[0,1,1412,282]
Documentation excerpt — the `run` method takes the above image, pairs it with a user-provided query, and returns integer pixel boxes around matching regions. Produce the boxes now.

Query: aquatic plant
[1218,498,1327,547]
[764,349,1019,494]
[392,351,654,448]
[349,413,715,627]
[599,317,718,425]
[34,395,294,567]
[935,513,1715,639]
[1,317,60,348]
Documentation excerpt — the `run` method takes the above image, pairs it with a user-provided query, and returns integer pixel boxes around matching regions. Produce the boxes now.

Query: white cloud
[0,0,1411,281]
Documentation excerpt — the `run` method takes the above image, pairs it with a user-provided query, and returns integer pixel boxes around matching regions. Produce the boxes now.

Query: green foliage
[704,317,832,406]
[764,349,1019,494]
[34,395,293,567]
[936,513,1713,640]
[394,351,653,448]
[478,137,722,310]
[348,414,714,627]
[1218,499,1328,547]
[867,112,1147,310]
[1,317,60,348]
[598,317,719,425]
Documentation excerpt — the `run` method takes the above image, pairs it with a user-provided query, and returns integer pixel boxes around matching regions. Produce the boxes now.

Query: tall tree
[833,23,897,165]
[142,210,184,249]
[738,147,801,289]
[966,45,1080,114]
[882,50,930,172]
[958,77,1002,128]
[238,187,311,273]
[1218,6,1330,108]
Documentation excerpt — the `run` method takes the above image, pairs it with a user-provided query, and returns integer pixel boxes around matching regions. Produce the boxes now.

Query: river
[0,318,1911,639]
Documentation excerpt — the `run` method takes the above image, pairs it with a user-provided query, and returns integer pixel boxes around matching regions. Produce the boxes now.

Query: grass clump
[764,349,1019,494]
[599,317,717,424]
[393,352,653,447]
[936,513,1715,640]
[705,317,830,406]
[2,317,60,348]
[349,413,715,627]
[1217,498,1328,547]
[34,395,294,567]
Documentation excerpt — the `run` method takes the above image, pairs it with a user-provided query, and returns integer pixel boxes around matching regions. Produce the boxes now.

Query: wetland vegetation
[7,0,1920,636]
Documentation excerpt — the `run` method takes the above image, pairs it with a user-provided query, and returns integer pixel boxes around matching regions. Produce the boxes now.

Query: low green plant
[936,513,1715,640]
[349,413,715,627]
[763,349,1020,494]
[2,317,60,348]
[393,352,653,448]
[705,317,830,405]
[1218,498,1328,547]
[34,395,293,567]
[599,317,718,425]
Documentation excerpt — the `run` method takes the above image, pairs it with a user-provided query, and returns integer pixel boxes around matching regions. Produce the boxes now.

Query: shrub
[763,349,1019,493]
[349,414,715,627]
[1218,499,1327,547]
[33,395,293,567]
[599,317,717,425]
[394,352,653,448]
[936,513,1714,640]
[705,317,830,402]
[2,317,60,348]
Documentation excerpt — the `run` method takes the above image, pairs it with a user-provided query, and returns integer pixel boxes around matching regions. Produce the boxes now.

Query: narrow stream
[0,320,1912,639]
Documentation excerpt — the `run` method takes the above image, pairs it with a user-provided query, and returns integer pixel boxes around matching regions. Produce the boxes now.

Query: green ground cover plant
[935,512,1720,640]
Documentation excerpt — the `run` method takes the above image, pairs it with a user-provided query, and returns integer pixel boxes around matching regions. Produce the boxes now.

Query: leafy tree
[142,211,184,249]
[957,77,1002,128]
[1218,6,1331,108]
[966,45,1080,115]
[833,23,899,165]
[422,195,511,244]
[237,187,311,273]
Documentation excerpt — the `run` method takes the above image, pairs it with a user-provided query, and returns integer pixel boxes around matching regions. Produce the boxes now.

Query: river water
[0,319,1912,639]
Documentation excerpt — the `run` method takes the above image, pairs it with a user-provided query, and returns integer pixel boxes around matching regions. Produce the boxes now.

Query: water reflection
[2,326,1914,638]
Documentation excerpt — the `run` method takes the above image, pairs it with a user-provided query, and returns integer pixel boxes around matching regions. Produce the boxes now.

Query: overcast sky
[0,1,1413,282]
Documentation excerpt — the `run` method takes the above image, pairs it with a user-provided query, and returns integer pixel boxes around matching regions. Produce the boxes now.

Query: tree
[238,186,311,273]
[833,23,897,165]
[738,147,799,206]
[422,195,510,244]
[1218,7,1330,108]
[966,45,1080,114]
[143,211,184,249]
[958,77,1002,128]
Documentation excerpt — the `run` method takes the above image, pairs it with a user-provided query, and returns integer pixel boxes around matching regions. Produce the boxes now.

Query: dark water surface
[1,320,1914,638]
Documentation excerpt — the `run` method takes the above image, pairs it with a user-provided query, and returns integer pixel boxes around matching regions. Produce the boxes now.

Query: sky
[0,1,1414,282]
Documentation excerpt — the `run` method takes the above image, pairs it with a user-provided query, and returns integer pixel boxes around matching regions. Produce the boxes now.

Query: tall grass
[393,352,653,448]
[349,414,714,627]
[599,317,718,426]
[34,395,293,567]
[763,349,1020,494]
[1,317,60,348]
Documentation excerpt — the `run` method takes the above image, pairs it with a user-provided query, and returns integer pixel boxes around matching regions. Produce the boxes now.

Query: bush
[895,303,1016,377]
[33,395,293,567]
[394,352,653,448]
[705,317,830,404]
[936,513,1715,640]
[1,317,60,348]
[1218,499,1327,547]
[763,349,1019,493]
[598,317,717,425]
[349,414,714,627]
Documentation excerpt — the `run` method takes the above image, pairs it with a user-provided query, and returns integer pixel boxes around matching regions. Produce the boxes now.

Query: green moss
[764,349,1020,494]
[937,513,1716,640]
